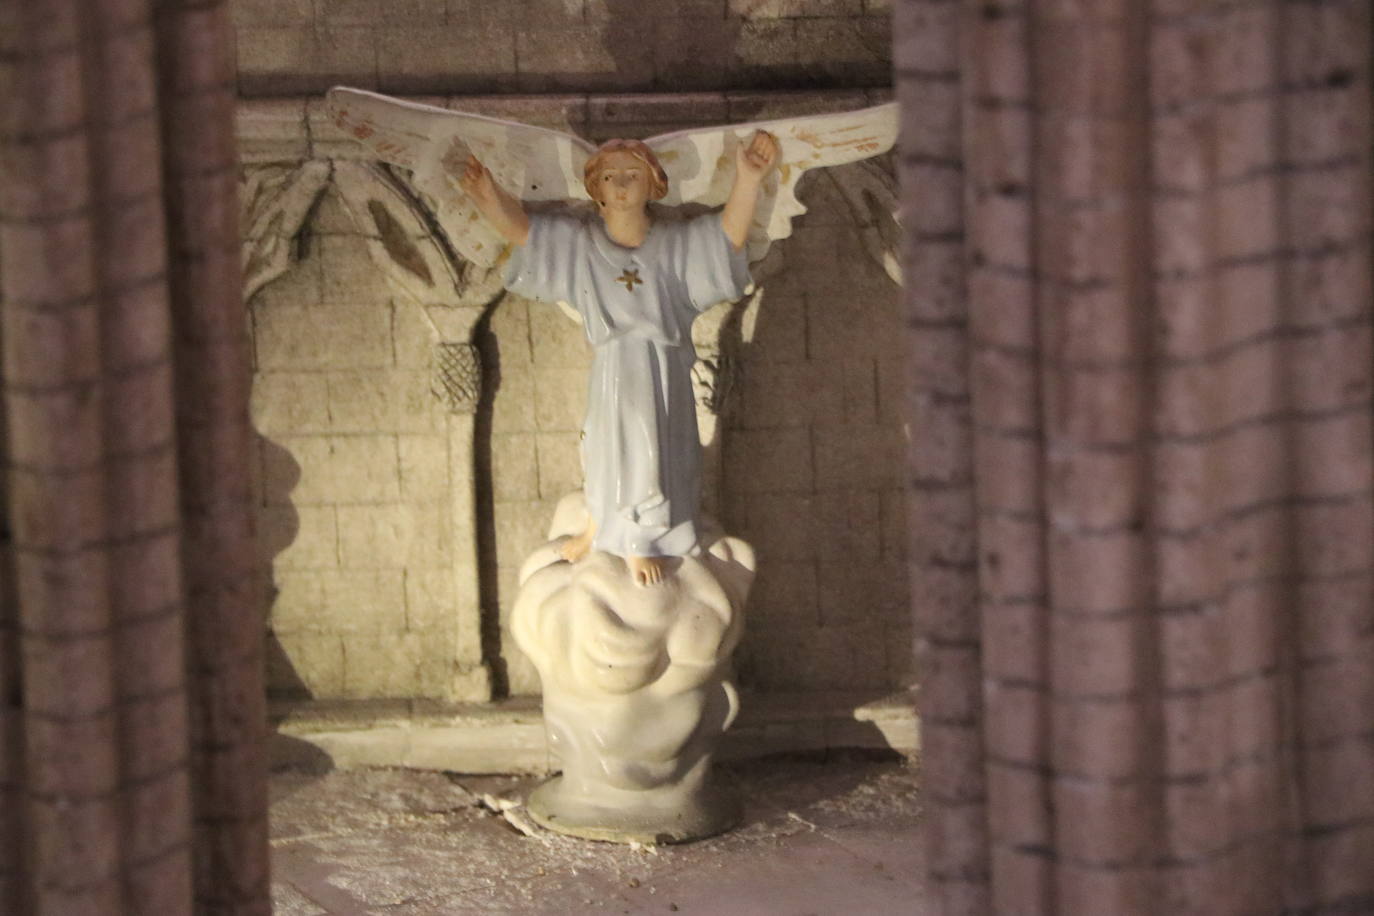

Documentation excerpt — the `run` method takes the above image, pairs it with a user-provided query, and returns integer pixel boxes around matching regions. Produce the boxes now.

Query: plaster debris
[270,752,921,915]
[500,804,547,839]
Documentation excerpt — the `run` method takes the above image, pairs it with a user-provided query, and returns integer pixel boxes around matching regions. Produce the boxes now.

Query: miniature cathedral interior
[2,0,1372,912]
[243,95,912,730]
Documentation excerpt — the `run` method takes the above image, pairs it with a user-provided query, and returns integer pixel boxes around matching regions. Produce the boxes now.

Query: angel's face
[594,151,653,213]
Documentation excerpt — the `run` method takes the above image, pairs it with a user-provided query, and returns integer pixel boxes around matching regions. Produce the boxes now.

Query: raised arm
[720,130,779,250]
[444,143,531,247]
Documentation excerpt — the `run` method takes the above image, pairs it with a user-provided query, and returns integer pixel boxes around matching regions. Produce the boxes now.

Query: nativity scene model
[328,86,897,842]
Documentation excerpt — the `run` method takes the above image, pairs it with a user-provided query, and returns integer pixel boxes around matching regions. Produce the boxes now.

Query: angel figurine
[327,88,897,587]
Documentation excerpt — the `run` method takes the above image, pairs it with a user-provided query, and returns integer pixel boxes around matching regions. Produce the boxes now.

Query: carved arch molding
[237,98,900,701]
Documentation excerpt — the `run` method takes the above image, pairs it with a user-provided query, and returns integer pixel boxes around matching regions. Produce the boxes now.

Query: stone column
[433,341,492,700]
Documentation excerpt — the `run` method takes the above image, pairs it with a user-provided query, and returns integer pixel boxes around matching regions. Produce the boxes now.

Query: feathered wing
[646,102,899,262]
[325,86,595,267]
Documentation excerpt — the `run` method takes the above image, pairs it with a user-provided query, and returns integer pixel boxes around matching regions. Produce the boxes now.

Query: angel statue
[326,88,898,587]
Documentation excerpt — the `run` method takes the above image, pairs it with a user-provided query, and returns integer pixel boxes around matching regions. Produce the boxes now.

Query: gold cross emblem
[616,268,643,292]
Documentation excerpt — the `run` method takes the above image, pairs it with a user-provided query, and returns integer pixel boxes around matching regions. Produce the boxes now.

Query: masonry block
[732,21,802,86]
[1216,176,1280,262]
[737,359,842,430]
[729,0,862,18]
[493,501,556,567]
[741,284,808,362]
[515,26,653,92]
[250,253,323,311]
[268,569,326,632]
[876,355,908,425]
[311,187,360,235]
[487,299,533,368]
[892,0,954,73]
[886,621,915,686]
[879,487,909,560]
[377,26,518,93]
[747,559,820,627]
[535,432,583,500]
[740,491,817,561]
[588,92,730,128]
[398,434,450,499]
[815,488,881,562]
[254,302,394,371]
[238,100,312,164]
[232,0,314,28]
[270,633,344,696]
[794,16,891,85]
[260,504,340,569]
[532,367,588,432]
[813,422,900,488]
[654,18,733,91]
[337,501,452,568]
[1158,343,1280,440]
[392,300,439,368]
[725,427,813,494]
[317,233,386,304]
[321,0,446,26]
[909,484,976,568]
[249,372,330,437]
[817,558,906,626]
[267,435,401,505]
[327,369,438,435]
[237,26,378,95]
[806,294,893,366]
[1296,496,1374,578]
[443,0,525,25]
[489,366,536,434]
[838,358,880,423]
[491,433,540,502]
[528,302,591,369]
[405,568,458,632]
[341,631,450,697]
[322,569,408,633]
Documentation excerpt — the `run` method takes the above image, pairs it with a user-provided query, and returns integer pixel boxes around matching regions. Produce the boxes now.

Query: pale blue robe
[505,211,751,558]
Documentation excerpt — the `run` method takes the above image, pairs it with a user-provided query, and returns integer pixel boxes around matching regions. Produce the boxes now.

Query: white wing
[326,87,595,267]
[646,102,898,262]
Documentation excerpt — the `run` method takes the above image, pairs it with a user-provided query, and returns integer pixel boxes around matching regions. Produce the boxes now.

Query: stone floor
[270,751,924,915]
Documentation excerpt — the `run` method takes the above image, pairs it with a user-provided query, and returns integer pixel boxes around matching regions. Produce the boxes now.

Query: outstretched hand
[441,139,531,246]
[736,130,779,183]
[444,141,498,205]
[721,130,779,249]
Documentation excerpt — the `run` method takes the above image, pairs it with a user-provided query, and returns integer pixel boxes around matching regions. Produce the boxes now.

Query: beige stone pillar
[433,342,492,701]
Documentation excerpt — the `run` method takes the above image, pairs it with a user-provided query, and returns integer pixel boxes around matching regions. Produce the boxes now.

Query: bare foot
[627,554,667,587]
[558,522,595,564]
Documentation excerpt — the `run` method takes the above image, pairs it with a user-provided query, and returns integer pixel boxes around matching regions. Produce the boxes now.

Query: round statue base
[525,776,741,845]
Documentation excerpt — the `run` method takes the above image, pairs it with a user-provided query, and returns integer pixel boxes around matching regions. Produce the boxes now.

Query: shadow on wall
[257,436,310,699]
[719,169,912,696]
[471,302,513,698]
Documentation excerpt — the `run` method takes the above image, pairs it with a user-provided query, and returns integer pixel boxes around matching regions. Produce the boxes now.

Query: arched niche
[241,157,504,703]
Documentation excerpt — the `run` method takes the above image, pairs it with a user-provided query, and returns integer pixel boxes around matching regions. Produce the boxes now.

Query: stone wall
[253,189,467,700]
[231,0,892,97]
[721,171,910,693]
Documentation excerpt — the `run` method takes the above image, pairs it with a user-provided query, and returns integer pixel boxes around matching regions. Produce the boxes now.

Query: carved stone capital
[433,342,482,414]
[239,161,332,300]
[828,154,903,286]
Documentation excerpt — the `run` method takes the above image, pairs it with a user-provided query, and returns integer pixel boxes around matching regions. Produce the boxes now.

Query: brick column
[898,0,1374,912]
[0,0,268,913]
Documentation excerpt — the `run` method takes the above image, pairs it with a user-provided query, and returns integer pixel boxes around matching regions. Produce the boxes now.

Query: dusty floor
[270,751,924,915]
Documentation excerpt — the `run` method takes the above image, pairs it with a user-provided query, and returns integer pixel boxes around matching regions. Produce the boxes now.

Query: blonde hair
[583,139,669,203]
